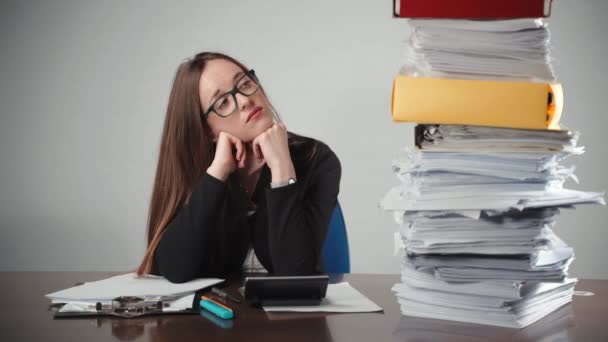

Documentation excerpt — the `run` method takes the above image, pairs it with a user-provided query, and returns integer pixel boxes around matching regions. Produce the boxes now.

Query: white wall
[1,0,606,278]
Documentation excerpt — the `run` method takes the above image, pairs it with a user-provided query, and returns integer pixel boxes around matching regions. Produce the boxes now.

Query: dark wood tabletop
[0,272,606,341]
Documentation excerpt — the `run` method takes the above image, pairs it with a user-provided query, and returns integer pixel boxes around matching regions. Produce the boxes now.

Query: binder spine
[393,0,400,18]
[545,0,553,17]
[393,0,552,19]
[391,76,563,130]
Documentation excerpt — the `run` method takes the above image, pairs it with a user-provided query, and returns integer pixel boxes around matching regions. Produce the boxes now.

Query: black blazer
[152,134,341,283]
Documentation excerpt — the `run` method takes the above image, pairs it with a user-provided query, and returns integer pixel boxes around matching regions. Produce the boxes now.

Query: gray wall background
[1,0,606,278]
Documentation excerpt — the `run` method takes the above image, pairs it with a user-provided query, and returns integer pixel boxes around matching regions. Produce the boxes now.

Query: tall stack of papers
[385,2,605,329]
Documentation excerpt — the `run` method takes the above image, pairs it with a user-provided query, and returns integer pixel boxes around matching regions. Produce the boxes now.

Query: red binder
[393,0,552,19]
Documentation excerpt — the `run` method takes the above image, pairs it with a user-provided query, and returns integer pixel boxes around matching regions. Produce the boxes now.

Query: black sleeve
[154,172,228,283]
[265,146,342,275]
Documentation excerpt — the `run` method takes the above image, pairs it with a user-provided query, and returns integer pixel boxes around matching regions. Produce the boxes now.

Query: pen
[211,287,242,303]
[200,296,234,320]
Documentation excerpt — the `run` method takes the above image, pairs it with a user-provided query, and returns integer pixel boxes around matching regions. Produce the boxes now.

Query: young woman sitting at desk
[136,52,341,283]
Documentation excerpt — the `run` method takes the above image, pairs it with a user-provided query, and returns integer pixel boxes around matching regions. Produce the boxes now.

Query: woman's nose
[236,92,254,110]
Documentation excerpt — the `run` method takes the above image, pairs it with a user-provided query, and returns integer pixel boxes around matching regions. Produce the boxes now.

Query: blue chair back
[321,202,350,273]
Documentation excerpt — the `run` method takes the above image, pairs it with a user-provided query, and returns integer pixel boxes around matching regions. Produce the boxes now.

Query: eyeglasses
[203,69,260,119]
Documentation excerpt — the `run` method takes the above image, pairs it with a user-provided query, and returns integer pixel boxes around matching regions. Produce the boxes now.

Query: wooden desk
[0,272,606,341]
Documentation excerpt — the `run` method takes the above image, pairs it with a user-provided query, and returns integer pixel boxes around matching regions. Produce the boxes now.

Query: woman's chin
[238,116,274,143]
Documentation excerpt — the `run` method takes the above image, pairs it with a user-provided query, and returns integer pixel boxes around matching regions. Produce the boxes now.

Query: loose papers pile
[401,19,555,82]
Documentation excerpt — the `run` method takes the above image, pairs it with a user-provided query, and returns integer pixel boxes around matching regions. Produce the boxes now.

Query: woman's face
[199,59,274,143]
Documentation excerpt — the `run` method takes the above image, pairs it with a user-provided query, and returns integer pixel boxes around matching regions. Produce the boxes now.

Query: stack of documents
[381,125,604,327]
[394,208,567,257]
[392,276,577,328]
[386,6,605,329]
[381,125,605,212]
[411,249,573,282]
[394,304,575,341]
[414,124,581,153]
[401,19,555,82]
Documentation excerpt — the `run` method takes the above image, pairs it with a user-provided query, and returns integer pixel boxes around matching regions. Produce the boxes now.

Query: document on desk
[263,282,383,313]
[46,272,223,303]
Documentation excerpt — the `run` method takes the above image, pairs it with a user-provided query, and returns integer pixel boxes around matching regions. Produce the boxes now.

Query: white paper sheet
[46,272,223,302]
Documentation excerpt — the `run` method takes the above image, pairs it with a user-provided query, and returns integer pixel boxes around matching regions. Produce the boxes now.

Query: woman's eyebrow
[209,71,245,104]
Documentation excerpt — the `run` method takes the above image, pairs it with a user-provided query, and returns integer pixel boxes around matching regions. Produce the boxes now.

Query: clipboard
[50,295,200,318]
[50,285,218,319]
[47,275,224,319]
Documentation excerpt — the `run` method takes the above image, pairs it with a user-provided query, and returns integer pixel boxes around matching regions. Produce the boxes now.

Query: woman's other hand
[207,131,246,181]
[252,123,296,183]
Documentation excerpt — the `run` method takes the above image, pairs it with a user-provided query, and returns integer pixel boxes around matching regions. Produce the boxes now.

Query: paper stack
[401,19,555,82]
[384,1,605,329]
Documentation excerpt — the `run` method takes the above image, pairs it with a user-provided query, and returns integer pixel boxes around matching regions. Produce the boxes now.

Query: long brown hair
[136,52,266,275]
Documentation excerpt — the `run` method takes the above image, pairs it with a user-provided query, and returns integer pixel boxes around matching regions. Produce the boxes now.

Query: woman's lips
[246,107,262,123]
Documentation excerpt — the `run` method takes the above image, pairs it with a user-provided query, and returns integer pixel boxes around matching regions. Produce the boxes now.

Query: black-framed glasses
[203,69,260,119]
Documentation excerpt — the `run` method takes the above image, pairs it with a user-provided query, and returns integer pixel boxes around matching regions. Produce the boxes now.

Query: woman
[136,52,341,283]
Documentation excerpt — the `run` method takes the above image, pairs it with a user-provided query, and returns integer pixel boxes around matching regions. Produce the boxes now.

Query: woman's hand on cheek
[207,131,246,181]
[252,123,296,183]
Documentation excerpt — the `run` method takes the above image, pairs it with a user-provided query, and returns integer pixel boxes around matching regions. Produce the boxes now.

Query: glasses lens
[214,93,236,117]
[237,75,259,96]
